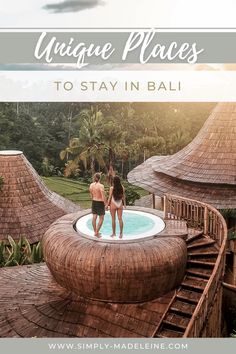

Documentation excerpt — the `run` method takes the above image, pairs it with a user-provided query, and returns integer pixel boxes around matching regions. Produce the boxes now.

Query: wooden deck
[0,195,227,338]
[0,230,221,338]
[0,264,173,338]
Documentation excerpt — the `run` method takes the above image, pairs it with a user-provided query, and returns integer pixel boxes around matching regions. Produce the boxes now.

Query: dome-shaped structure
[0,150,80,243]
[0,196,227,338]
[42,210,187,303]
[128,103,236,209]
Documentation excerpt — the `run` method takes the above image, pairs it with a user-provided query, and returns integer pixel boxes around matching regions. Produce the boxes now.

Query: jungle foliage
[0,236,43,267]
[0,102,215,178]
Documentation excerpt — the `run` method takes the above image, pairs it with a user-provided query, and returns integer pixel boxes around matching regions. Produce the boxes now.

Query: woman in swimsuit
[107,176,126,238]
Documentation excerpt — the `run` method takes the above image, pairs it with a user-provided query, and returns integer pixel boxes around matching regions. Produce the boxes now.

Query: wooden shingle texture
[0,151,80,243]
[42,210,187,303]
[0,264,173,338]
[128,103,236,209]
[0,226,222,338]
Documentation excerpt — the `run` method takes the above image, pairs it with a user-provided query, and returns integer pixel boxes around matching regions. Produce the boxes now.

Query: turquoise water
[86,211,155,236]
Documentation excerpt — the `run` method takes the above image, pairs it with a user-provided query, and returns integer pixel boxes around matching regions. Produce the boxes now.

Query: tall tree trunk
[108,146,114,170]
[91,156,95,176]
[108,163,115,185]
[121,159,124,179]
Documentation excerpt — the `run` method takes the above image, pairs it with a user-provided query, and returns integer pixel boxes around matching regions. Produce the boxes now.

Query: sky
[0,0,234,71]
[0,0,236,28]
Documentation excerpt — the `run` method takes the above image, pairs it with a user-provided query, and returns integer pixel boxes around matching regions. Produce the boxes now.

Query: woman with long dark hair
[107,176,126,238]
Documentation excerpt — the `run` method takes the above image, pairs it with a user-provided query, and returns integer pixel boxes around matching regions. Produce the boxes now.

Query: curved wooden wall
[42,208,187,303]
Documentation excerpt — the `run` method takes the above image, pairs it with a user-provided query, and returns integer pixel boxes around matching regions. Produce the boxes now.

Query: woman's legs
[110,207,116,236]
[117,208,123,238]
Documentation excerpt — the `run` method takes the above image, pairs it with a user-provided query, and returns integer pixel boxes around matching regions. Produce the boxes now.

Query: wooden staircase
[153,230,219,338]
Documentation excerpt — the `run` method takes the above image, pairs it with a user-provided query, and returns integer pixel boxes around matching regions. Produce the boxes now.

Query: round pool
[75,209,165,240]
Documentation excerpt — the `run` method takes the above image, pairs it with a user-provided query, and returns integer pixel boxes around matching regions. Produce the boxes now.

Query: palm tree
[60,106,106,177]
[115,143,130,178]
[60,138,82,177]
[134,136,166,162]
[100,119,123,181]
[78,106,106,174]
[167,130,190,154]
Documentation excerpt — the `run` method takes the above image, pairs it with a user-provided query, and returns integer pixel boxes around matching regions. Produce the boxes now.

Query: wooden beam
[152,193,155,209]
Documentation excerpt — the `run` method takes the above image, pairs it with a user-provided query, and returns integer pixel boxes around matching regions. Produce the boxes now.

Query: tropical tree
[167,130,191,154]
[115,143,130,178]
[0,102,215,177]
[78,106,106,174]
[100,118,123,181]
[134,136,166,162]
[60,138,81,177]
[60,106,107,176]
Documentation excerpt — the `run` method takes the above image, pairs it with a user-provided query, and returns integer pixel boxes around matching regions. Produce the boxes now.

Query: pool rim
[74,207,166,244]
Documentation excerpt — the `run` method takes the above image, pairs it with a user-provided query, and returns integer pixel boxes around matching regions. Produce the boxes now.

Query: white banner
[0,70,236,102]
[0,338,235,354]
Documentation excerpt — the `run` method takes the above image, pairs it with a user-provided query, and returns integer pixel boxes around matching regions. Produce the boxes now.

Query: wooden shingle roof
[128,103,236,209]
[0,151,80,243]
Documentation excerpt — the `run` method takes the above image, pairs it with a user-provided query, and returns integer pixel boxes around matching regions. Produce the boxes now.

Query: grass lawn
[42,177,148,209]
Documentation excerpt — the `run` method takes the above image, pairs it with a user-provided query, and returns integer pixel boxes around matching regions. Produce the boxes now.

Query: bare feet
[95,232,102,238]
[119,234,123,239]
[110,234,116,238]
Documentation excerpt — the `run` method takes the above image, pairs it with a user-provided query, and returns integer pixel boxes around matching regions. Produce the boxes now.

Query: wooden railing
[164,194,228,338]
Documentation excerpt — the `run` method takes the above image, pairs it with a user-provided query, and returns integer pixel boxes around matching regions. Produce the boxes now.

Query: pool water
[75,210,165,240]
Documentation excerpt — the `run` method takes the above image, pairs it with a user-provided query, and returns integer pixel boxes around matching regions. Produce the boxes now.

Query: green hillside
[42,177,147,209]
[43,177,92,208]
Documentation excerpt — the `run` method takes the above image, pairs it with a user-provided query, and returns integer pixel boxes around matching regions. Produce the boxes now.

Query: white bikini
[111,196,123,208]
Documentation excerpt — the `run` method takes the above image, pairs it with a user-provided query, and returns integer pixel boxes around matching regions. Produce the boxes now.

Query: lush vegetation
[0,236,43,267]
[0,176,3,190]
[1,102,236,336]
[0,102,215,178]
[43,176,145,208]
[43,177,92,208]
[221,209,236,219]
[220,209,236,239]
[228,230,236,240]
[231,330,236,337]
